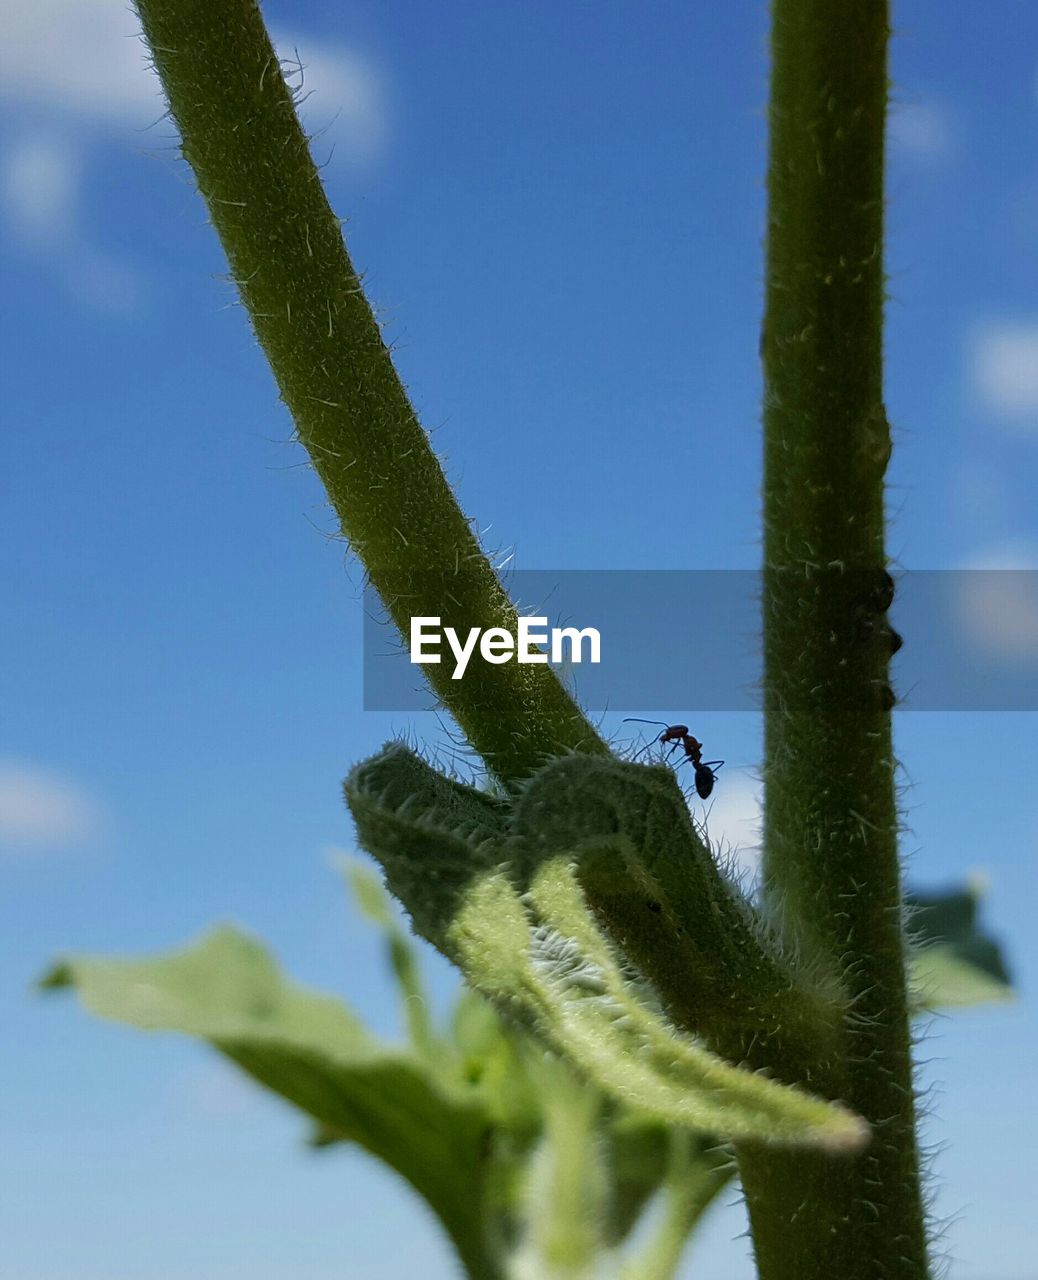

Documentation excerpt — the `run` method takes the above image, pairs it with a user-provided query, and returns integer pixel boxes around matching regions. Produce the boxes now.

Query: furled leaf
[41,928,499,1279]
[345,745,868,1153]
[345,743,508,951]
[511,753,844,1063]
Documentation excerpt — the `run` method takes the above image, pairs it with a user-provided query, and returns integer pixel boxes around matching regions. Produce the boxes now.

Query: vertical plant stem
[738,2,931,1277]
[132,0,604,784]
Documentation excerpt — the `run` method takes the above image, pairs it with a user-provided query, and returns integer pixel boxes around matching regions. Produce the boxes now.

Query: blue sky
[2,1,1037,1276]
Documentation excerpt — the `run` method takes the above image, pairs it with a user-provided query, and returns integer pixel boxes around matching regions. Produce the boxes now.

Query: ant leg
[702,760,725,770]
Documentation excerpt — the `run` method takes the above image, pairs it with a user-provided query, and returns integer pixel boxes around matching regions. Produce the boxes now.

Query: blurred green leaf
[343,859,437,1056]
[618,1130,733,1280]
[511,1058,611,1278]
[41,928,502,1279]
[45,763,1011,1280]
[907,883,1014,1010]
[603,1113,675,1246]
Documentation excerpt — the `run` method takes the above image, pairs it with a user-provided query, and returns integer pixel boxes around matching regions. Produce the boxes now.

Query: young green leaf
[345,745,868,1152]
[41,928,501,1280]
[511,754,845,1068]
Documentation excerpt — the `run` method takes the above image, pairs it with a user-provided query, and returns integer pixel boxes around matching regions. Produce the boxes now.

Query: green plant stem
[739,2,931,1277]
[134,2,931,1272]
[132,0,604,784]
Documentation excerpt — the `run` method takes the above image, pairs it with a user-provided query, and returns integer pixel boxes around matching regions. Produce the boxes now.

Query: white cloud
[0,0,387,156]
[2,134,79,244]
[1,130,141,309]
[970,323,1038,424]
[889,99,953,161]
[955,543,1038,663]
[0,2,386,306]
[0,759,99,854]
[0,0,159,128]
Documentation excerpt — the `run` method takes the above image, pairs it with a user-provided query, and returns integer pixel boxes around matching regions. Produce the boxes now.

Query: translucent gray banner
[362,571,1038,711]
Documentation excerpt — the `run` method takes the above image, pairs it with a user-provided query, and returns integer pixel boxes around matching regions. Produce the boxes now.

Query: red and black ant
[623,719,725,800]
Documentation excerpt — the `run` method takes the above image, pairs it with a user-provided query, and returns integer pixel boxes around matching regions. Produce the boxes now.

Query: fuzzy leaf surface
[345,745,868,1152]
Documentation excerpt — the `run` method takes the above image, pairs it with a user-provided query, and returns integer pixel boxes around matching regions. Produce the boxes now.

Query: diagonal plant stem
[132,0,605,784]
[739,1,932,1277]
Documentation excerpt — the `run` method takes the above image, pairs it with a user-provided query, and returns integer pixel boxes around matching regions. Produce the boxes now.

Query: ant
[623,719,725,800]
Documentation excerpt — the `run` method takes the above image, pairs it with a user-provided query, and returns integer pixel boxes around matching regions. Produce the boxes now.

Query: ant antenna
[622,718,674,762]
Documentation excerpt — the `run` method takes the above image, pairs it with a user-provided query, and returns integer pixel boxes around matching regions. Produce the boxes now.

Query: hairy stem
[739,2,931,1277]
[133,1,931,1272]
[132,0,604,783]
